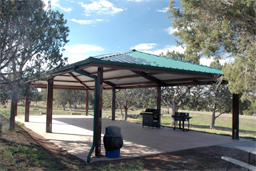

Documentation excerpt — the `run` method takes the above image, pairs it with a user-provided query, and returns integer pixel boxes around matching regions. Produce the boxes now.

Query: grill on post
[140,109,160,128]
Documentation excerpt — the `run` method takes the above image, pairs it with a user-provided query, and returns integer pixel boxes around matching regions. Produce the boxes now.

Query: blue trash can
[104,126,123,158]
[106,148,120,158]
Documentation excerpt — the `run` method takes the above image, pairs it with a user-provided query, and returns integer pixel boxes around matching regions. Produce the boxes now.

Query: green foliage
[0,0,69,130]
[53,90,89,110]
[223,42,256,101]
[168,0,256,114]
[169,0,256,57]
[160,50,199,64]
[0,84,9,105]
[0,0,69,82]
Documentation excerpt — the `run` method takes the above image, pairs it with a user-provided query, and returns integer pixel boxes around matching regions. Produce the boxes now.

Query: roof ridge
[91,50,133,60]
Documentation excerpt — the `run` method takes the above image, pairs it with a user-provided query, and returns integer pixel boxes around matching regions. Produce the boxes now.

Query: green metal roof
[51,50,222,76]
[90,50,223,75]
[31,49,225,90]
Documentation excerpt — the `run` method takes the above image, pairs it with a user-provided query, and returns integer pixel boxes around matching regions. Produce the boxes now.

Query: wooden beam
[69,72,91,90]
[95,67,103,156]
[112,87,116,120]
[232,94,239,139]
[90,68,119,75]
[25,96,30,122]
[46,78,54,133]
[104,74,139,81]
[132,71,166,86]
[32,84,88,90]
[104,81,116,87]
[86,90,89,116]
[90,62,216,78]
[72,69,116,88]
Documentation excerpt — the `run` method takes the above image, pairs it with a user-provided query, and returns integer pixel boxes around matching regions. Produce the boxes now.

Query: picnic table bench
[221,156,256,171]
[221,146,256,171]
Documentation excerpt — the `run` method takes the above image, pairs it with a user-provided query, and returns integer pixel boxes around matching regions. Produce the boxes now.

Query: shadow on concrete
[52,117,236,154]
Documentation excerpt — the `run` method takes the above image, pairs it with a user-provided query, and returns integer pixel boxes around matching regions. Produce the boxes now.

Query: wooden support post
[46,78,54,133]
[95,67,103,156]
[157,86,161,112]
[86,90,88,116]
[25,96,30,122]
[112,87,116,121]
[232,94,239,139]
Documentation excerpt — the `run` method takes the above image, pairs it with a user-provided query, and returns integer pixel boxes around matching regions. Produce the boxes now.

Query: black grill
[140,109,160,128]
[172,112,192,131]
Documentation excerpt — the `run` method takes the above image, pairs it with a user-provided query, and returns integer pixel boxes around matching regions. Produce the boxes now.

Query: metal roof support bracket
[132,71,166,86]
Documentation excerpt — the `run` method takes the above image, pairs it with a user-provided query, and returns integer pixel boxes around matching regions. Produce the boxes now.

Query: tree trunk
[9,93,18,131]
[210,103,217,129]
[124,107,128,121]
[171,99,179,127]
[120,106,124,120]
[62,104,66,111]
[73,102,77,109]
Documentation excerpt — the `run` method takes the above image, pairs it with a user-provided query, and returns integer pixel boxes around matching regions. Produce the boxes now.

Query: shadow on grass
[189,124,256,135]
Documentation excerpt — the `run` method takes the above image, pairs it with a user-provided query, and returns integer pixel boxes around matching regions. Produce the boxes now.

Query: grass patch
[1,104,256,139]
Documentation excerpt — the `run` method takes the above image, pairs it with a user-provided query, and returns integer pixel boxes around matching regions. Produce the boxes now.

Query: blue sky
[42,0,230,66]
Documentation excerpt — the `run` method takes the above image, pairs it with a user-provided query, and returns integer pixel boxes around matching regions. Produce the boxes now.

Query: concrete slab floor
[16,115,254,163]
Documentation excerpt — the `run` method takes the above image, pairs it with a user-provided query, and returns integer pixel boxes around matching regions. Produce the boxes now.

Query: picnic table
[221,146,256,171]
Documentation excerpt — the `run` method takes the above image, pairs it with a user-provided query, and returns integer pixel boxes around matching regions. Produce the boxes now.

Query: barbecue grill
[140,109,160,128]
[172,112,192,131]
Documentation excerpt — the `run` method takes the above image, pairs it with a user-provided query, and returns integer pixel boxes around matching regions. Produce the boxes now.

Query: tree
[54,89,73,111]
[0,0,69,130]
[160,50,195,126]
[161,86,191,126]
[168,0,256,107]
[205,83,232,129]
[116,89,154,120]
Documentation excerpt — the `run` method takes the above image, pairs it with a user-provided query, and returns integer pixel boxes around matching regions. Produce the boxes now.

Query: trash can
[103,126,123,158]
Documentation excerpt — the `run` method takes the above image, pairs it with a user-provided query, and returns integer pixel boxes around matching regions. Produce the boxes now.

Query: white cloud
[51,0,72,12]
[80,0,123,16]
[143,45,185,56]
[165,26,178,35]
[127,0,149,2]
[157,7,169,13]
[42,0,49,10]
[200,57,235,66]
[70,19,103,25]
[64,44,104,63]
[131,43,157,50]
[200,57,215,66]
[42,0,72,11]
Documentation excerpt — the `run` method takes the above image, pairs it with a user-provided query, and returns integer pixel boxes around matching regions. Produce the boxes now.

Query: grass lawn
[0,103,255,170]
[1,103,255,139]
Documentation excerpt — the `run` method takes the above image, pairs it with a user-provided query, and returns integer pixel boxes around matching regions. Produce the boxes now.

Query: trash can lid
[105,126,121,136]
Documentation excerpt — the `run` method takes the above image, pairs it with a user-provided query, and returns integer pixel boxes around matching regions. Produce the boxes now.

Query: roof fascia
[88,59,220,78]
